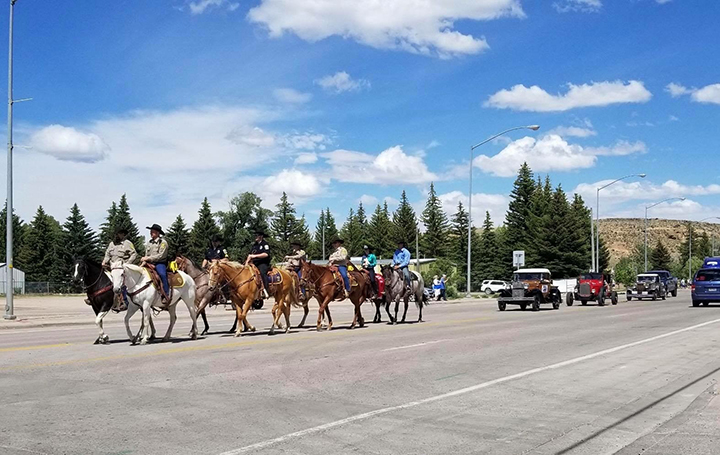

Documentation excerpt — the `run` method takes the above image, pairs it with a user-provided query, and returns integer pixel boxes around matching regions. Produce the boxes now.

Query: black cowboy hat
[146,224,165,235]
[115,228,129,236]
[290,239,303,247]
[211,234,223,243]
[332,238,344,244]
[254,229,267,237]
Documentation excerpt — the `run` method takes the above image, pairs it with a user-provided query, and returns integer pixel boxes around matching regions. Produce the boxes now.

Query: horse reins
[81,264,113,300]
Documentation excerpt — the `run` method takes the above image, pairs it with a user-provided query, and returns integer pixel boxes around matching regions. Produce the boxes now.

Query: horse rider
[99,228,138,311]
[392,240,412,290]
[362,245,378,296]
[284,239,306,295]
[141,223,170,305]
[203,234,228,269]
[328,238,350,298]
[246,230,271,300]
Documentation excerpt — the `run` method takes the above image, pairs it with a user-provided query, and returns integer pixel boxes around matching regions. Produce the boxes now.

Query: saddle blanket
[331,270,359,287]
[267,269,283,285]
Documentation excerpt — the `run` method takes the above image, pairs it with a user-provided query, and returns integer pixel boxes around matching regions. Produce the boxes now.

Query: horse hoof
[190,332,198,340]
[392,321,397,326]
[201,330,208,336]
[149,335,157,341]
[93,338,101,345]
[140,339,148,345]
[162,336,170,343]
[285,328,290,334]
[269,329,275,335]
[234,331,242,337]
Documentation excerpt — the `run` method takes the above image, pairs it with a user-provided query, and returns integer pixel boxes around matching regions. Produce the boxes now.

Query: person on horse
[328,238,351,298]
[284,239,307,296]
[246,230,271,300]
[99,228,138,311]
[141,224,170,305]
[392,240,412,290]
[362,245,378,296]
[202,234,228,269]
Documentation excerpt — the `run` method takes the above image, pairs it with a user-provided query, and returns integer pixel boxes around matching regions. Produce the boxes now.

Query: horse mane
[221,260,245,270]
[125,264,145,273]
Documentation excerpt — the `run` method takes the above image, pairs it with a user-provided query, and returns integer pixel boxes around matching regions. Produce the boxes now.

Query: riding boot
[112,294,127,313]
[84,298,92,306]
[344,289,350,298]
[263,288,270,299]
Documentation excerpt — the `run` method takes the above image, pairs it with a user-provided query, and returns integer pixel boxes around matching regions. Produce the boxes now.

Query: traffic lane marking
[382,339,449,352]
[0,343,71,353]
[215,316,720,455]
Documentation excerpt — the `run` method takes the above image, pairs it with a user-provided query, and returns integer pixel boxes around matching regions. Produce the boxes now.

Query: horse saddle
[267,268,283,285]
[328,266,359,288]
[144,264,184,303]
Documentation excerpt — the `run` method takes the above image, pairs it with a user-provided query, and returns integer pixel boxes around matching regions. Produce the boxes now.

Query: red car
[566,273,618,306]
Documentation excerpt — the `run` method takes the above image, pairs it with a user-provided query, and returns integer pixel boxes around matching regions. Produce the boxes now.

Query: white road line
[217,316,720,455]
[382,339,448,352]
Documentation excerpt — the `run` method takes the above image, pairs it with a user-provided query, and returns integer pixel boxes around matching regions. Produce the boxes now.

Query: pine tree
[115,195,144,255]
[0,201,27,270]
[451,201,470,291]
[99,202,118,247]
[19,206,62,282]
[503,163,536,275]
[393,191,417,255]
[525,176,553,268]
[598,236,611,274]
[650,240,673,271]
[420,182,450,258]
[216,192,272,261]
[340,208,364,257]
[271,192,303,257]
[368,202,394,259]
[296,215,313,254]
[189,198,220,264]
[566,194,593,275]
[545,185,572,277]
[474,211,503,286]
[308,210,326,260]
[321,208,339,258]
[62,203,100,262]
[165,215,191,259]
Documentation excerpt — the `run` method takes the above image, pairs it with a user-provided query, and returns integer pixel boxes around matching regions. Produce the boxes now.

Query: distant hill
[598,218,720,267]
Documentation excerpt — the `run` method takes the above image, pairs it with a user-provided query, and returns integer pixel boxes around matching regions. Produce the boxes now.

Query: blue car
[692,267,720,307]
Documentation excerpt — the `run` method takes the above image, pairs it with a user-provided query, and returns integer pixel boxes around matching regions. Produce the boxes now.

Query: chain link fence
[23,282,82,295]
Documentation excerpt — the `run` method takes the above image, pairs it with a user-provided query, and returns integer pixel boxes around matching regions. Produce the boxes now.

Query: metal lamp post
[644,197,685,271]
[595,174,647,272]
[689,216,720,282]
[4,0,17,320]
[467,125,540,296]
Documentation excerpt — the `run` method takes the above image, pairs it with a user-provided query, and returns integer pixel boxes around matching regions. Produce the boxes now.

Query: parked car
[566,272,618,306]
[627,273,666,301]
[647,270,678,297]
[692,264,720,307]
[497,268,561,312]
[481,280,509,295]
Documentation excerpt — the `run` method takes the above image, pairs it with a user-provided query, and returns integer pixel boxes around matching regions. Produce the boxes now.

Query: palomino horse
[299,260,371,331]
[380,265,426,324]
[205,261,298,335]
[72,257,139,345]
[110,261,198,345]
[175,255,238,335]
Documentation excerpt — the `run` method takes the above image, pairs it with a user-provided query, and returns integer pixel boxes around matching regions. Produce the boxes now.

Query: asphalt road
[1,292,719,455]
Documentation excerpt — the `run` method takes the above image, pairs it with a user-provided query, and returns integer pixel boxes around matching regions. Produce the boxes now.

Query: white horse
[110,261,199,345]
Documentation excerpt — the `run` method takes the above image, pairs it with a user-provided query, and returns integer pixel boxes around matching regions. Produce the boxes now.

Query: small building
[0,263,25,295]
[306,257,438,274]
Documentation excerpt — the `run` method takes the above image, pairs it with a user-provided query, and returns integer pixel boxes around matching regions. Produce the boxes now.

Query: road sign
[513,250,525,269]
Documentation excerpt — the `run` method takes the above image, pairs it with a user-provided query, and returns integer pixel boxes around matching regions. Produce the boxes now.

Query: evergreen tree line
[3,162,605,293]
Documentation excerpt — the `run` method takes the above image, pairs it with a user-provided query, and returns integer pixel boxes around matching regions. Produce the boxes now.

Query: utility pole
[321,211,325,261]
[590,208,595,272]
[4,0,17,320]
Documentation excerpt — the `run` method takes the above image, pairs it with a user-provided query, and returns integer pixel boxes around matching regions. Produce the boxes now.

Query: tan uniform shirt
[103,239,138,265]
[328,247,348,266]
[145,237,169,264]
[285,249,306,268]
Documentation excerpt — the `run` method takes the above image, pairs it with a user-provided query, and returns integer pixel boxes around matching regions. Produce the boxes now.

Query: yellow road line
[0,343,71,353]
[0,316,492,372]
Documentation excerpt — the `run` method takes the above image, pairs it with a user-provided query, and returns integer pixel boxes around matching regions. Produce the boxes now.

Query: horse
[284,266,315,328]
[72,257,144,345]
[380,265,426,324]
[206,260,298,336]
[175,255,238,336]
[109,260,198,345]
[299,260,371,331]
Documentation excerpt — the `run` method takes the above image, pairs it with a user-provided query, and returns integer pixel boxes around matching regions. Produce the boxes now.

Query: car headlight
[523,283,529,289]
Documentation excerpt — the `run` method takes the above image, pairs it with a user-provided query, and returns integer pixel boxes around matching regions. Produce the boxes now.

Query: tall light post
[467,125,540,296]
[689,216,720,282]
[644,197,685,271]
[595,173,647,272]
[4,0,17,320]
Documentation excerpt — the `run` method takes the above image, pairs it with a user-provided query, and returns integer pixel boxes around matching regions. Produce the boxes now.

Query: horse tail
[413,272,425,309]
[289,271,302,308]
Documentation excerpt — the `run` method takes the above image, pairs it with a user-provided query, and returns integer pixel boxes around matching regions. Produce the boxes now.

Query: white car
[482,280,509,295]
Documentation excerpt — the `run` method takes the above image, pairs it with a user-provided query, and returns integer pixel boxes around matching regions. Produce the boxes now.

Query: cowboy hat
[211,234,223,243]
[146,224,165,235]
[254,229,267,237]
[115,228,129,236]
[290,239,303,247]
[332,238,344,244]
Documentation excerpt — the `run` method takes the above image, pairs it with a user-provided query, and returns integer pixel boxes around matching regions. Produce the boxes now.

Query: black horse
[72,258,119,344]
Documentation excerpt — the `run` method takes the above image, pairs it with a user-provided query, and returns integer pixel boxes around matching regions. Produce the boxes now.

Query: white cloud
[29,125,110,163]
[273,88,313,104]
[294,152,318,165]
[656,0,673,4]
[227,126,276,148]
[665,82,691,97]
[260,169,324,201]
[247,0,525,58]
[585,140,647,156]
[485,80,652,112]
[315,71,370,94]
[552,0,602,13]
[548,125,597,137]
[187,0,239,15]
[666,82,720,105]
[573,180,720,205]
[438,191,508,225]
[322,145,438,185]
[358,194,379,206]
[281,132,332,151]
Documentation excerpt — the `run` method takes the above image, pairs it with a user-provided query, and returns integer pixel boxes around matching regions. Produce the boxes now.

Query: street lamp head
[527,125,540,131]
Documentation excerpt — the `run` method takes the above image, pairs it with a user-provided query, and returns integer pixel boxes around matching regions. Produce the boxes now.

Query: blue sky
[1,0,719,231]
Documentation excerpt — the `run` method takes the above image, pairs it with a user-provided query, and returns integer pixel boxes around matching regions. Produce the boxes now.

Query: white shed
[0,263,25,294]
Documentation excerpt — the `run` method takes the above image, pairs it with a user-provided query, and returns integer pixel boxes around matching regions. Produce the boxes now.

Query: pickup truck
[647,270,678,297]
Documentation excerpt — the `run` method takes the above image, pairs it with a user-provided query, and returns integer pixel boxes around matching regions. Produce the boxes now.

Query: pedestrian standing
[439,274,448,301]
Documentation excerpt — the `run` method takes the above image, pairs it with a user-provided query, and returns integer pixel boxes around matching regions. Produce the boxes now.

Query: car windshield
[580,273,602,280]
[515,273,549,281]
[696,270,720,282]
[637,275,656,282]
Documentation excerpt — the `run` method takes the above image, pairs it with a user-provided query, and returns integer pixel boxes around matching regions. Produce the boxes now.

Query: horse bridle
[79,263,105,291]
[208,263,252,293]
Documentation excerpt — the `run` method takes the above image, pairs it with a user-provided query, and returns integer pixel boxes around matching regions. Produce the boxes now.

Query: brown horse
[206,261,298,335]
[299,260,371,331]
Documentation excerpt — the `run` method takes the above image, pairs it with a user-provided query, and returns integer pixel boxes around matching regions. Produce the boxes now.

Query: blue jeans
[401,266,411,287]
[337,266,350,291]
[296,268,305,296]
[155,263,170,295]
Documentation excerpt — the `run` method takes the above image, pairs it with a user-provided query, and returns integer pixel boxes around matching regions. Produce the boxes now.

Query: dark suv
[647,270,678,297]
[692,258,720,307]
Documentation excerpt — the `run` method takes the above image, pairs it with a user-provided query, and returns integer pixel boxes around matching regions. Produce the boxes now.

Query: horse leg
[418,299,423,322]
[401,296,409,323]
[385,297,394,324]
[325,302,333,331]
[393,297,400,325]
[163,304,177,342]
[183,288,198,340]
[298,300,309,328]
[148,314,157,341]
[283,296,291,334]
[200,309,210,336]
[94,310,110,344]
[140,301,153,345]
[125,301,139,343]
[235,298,256,337]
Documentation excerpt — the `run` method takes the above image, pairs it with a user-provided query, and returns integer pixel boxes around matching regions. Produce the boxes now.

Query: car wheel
[484,288,493,295]
[566,292,574,306]
[611,292,618,305]
[581,300,587,306]
[692,300,700,307]
[627,295,633,302]
[703,301,710,307]
[520,303,527,311]
[672,289,678,297]
[552,297,560,310]
[652,292,658,301]
[661,292,666,301]
[532,294,540,312]
[498,301,506,311]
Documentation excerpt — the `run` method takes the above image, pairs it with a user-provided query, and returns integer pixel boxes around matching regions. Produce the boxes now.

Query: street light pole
[644,197,686,271]
[467,125,539,296]
[4,0,17,320]
[594,173,647,272]
[321,211,325,261]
